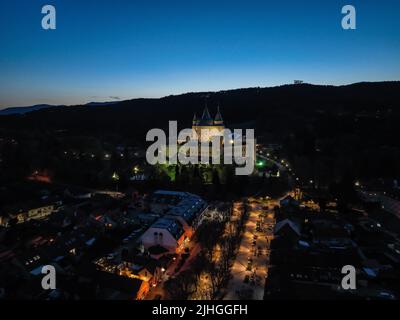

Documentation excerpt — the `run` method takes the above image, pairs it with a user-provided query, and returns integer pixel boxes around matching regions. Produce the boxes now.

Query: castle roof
[196,105,223,126]
[202,106,212,120]
[214,105,223,123]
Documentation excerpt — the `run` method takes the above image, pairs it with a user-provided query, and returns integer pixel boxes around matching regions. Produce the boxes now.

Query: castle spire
[192,113,198,125]
[214,104,223,125]
[201,104,213,125]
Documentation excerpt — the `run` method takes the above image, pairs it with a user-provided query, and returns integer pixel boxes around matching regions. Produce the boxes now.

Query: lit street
[224,197,276,300]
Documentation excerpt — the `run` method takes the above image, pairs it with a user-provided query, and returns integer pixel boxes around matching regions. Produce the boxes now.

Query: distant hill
[85,101,120,107]
[1,81,399,189]
[0,100,122,115]
[0,81,399,139]
[0,104,58,115]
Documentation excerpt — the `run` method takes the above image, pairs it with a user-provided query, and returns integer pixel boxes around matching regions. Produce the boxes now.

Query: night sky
[0,0,399,108]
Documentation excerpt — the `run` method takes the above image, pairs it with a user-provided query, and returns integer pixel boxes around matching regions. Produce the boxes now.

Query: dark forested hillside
[1,82,399,141]
[1,81,400,189]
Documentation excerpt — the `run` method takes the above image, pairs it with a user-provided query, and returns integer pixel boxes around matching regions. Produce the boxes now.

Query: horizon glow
[0,0,399,109]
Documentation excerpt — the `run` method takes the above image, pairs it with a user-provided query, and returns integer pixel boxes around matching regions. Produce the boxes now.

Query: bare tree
[164,270,196,299]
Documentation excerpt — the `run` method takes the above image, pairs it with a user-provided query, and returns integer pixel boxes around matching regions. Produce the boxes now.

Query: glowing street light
[112,172,120,181]
[112,172,120,192]
[256,160,265,168]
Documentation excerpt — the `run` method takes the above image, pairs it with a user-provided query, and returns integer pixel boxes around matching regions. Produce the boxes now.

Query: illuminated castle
[192,105,225,142]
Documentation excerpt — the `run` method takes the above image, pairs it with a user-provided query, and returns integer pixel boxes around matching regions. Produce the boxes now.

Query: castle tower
[192,104,225,142]
[200,105,213,126]
[192,113,199,126]
[214,105,224,125]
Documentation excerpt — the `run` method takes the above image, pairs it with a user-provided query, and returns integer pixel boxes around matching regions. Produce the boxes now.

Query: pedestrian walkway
[224,199,275,300]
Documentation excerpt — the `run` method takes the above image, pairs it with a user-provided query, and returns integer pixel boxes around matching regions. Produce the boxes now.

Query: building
[274,218,301,243]
[165,198,206,237]
[159,105,255,168]
[280,195,300,213]
[140,217,185,254]
[146,190,188,214]
[141,190,209,255]
[191,105,256,165]
[3,199,63,226]
[192,105,225,143]
[147,190,208,236]
[119,255,162,287]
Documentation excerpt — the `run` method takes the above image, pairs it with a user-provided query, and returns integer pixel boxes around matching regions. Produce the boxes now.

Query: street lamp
[112,172,119,180]
[112,172,120,192]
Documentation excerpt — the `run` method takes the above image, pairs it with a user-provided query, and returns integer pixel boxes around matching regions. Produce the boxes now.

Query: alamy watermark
[41,265,56,290]
[146,121,255,175]
[41,5,56,30]
[341,265,356,290]
[341,5,356,30]
[40,4,356,31]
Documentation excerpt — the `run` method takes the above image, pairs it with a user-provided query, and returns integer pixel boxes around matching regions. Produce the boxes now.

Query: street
[224,197,276,300]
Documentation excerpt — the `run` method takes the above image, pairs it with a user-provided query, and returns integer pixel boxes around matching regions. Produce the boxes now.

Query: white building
[140,217,185,253]
[141,190,208,253]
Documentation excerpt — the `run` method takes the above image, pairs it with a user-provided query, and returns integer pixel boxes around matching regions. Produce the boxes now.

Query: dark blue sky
[0,0,399,108]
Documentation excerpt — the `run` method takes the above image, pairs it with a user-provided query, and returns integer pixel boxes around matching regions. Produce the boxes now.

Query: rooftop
[150,190,207,226]
[152,217,184,240]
